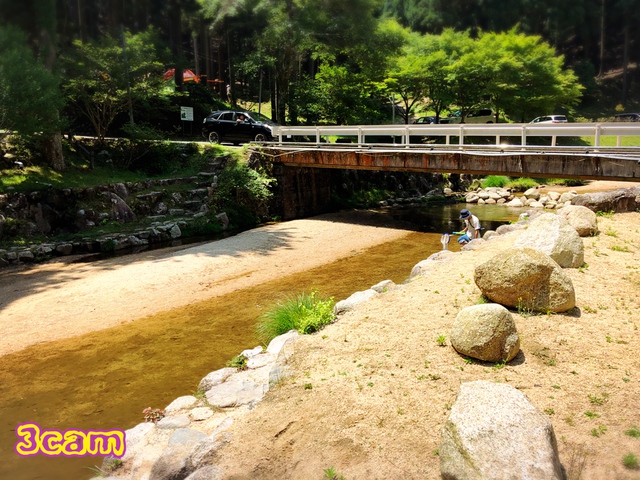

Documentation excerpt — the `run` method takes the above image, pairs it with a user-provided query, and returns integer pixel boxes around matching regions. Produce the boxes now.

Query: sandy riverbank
[0,211,413,357]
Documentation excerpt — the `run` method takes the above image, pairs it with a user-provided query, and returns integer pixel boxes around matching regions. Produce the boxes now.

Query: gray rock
[440,381,564,480]
[55,244,73,255]
[149,443,192,480]
[474,248,575,313]
[450,304,520,362]
[215,212,229,229]
[168,428,207,445]
[409,250,455,279]
[523,187,540,200]
[164,396,198,415]
[198,367,236,393]
[333,289,378,314]
[122,422,156,461]
[572,186,640,213]
[185,466,224,480]
[482,230,498,240]
[246,353,275,369]
[559,191,577,203]
[157,415,191,429]
[205,377,266,408]
[190,407,214,421]
[240,346,263,358]
[556,205,598,237]
[169,224,181,239]
[505,197,524,207]
[548,191,561,201]
[266,330,299,357]
[18,250,34,261]
[515,213,584,268]
[104,192,136,223]
[370,279,395,293]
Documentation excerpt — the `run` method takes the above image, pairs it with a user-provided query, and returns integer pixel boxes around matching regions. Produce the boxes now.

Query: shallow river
[0,204,523,479]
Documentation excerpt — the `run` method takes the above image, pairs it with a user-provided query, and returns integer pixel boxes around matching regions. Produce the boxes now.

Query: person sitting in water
[457,209,481,245]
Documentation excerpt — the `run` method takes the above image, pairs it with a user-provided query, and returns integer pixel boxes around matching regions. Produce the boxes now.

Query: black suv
[201,110,277,144]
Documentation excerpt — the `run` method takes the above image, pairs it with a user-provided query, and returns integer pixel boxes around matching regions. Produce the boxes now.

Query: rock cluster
[465,186,578,209]
[96,331,299,480]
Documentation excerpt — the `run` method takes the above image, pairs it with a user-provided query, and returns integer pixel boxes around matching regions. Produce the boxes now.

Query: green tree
[443,30,489,121]
[0,26,64,159]
[61,29,168,142]
[480,30,583,122]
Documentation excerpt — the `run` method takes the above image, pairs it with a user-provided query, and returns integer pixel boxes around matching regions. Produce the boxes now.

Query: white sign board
[180,106,194,122]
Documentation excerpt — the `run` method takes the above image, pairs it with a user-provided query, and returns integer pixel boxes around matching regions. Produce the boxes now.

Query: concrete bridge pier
[271,164,333,220]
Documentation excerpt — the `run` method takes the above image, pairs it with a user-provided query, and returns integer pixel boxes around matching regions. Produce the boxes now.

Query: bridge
[262,123,640,181]
[254,123,640,219]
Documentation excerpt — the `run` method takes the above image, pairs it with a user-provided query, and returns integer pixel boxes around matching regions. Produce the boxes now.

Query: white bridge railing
[273,123,640,148]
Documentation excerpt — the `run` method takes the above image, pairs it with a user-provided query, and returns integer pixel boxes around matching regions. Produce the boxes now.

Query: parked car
[202,110,277,144]
[613,113,640,122]
[444,108,496,124]
[412,116,437,124]
[529,115,568,124]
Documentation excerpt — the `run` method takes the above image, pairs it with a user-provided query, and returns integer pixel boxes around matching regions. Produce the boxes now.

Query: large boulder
[450,304,520,362]
[440,381,565,480]
[556,205,598,237]
[515,213,584,268]
[474,248,575,313]
[572,186,640,213]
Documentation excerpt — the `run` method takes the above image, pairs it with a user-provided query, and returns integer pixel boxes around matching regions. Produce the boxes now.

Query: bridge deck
[256,143,640,181]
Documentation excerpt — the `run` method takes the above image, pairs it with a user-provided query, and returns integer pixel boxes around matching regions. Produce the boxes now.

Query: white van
[443,108,496,124]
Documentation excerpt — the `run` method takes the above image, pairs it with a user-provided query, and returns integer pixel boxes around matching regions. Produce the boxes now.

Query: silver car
[529,115,568,124]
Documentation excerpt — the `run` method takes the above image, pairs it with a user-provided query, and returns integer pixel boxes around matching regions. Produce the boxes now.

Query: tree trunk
[44,132,65,171]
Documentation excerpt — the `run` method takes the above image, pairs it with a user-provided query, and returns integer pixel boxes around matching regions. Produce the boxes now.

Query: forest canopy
[0,0,637,168]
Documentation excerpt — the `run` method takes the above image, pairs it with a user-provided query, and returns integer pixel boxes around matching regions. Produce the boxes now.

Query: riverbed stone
[164,395,198,415]
[185,466,224,480]
[409,250,455,279]
[450,304,520,362]
[475,248,575,313]
[205,378,266,409]
[556,204,598,236]
[333,289,378,314]
[157,415,191,429]
[266,330,299,357]
[190,407,214,421]
[246,352,275,369]
[371,279,395,293]
[198,367,236,393]
[240,346,264,358]
[440,381,564,480]
[515,213,584,268]
[168,428,207,445]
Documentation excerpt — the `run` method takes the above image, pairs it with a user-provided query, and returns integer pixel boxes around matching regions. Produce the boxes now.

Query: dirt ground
[214,210,640,480]
[1,180,639,479]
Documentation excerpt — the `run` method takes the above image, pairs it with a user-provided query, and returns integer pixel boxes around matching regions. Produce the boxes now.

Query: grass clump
[481,175,509,188]
[506,177,538,191]
[257,291,335,345]
[623,453,639,469]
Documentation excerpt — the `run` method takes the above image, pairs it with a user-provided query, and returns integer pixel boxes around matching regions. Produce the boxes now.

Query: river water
[0,204,524,480]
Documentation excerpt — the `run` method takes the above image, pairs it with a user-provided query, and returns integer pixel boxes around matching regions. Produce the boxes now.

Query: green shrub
[481,175,510,188]
[623,453,639,469]
[506,177,538,191]
[257,291,335,345]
